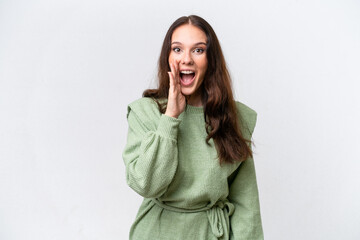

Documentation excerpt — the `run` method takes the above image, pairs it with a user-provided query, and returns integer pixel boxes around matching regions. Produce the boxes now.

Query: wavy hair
[143,15,253,164]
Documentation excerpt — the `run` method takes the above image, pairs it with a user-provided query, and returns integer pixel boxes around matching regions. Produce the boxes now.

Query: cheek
[198,58,208,73]
[169,53,181,62]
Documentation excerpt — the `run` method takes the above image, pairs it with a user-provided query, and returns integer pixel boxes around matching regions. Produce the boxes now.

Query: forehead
[171,24,207,44]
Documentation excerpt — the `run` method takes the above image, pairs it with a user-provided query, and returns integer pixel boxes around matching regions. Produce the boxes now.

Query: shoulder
[235,101,257,121]
[235,101,258,137]
[127,97,165,118]
[126,97,166,129]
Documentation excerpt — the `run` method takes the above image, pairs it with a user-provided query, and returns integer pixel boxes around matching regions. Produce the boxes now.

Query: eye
[172,47,181,53]
[193,48,205,54]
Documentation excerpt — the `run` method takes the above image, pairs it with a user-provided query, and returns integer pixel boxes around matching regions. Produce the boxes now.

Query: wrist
[165,111,179,119]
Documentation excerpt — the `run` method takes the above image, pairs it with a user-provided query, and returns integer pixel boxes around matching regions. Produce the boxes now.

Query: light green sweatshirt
[122,97,263,240]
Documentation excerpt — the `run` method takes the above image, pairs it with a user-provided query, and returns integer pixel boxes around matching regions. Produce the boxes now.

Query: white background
[1,0,359,239]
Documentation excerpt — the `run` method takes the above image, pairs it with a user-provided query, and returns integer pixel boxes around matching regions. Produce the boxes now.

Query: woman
[122,15,264,240]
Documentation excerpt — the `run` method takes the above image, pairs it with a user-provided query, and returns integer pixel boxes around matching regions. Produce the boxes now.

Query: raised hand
[165,60,186,118]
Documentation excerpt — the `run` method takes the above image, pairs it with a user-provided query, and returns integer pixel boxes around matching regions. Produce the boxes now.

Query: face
[168,24,208,105]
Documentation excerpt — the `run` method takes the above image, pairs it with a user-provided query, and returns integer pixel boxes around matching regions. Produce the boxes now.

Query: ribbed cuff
[156,114,182,140]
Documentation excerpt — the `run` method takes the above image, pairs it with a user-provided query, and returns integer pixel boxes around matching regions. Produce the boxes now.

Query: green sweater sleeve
[229,103,264,240]
[122,98,182,198]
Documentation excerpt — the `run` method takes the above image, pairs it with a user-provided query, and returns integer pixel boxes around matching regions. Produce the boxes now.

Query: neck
[186,94,203,107]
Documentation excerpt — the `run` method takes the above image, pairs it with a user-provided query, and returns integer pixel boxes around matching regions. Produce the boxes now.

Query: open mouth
[180,71,196,86]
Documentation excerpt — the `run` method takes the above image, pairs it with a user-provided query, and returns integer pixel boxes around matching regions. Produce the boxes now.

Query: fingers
[174,60,180,85]
[169,62,175,80]
[169,60,182,93]
[168,62,175,90]
[168,71,173,89]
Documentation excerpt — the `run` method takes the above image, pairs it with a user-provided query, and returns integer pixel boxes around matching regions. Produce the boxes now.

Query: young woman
[122,15,264,240]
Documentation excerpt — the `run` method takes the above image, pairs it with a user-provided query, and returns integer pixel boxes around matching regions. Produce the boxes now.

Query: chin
[181,89,193,96]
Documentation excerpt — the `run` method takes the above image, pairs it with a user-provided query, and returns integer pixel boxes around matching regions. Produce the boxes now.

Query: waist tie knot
[151,198,234,238]
[206,200,235,238]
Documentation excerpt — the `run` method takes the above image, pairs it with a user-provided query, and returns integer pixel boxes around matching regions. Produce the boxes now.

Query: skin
[165,24,208,119]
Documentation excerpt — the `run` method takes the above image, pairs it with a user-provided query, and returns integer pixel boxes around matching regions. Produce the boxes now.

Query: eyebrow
[171,41,207,46]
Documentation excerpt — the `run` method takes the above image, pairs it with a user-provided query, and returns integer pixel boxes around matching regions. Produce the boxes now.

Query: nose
[182,51,194,65]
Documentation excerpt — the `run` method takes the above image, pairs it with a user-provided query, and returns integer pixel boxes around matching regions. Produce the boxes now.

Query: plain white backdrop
[1,0,359,239]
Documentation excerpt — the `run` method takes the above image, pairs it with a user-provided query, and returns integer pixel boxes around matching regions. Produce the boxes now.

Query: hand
[165,60,186,118]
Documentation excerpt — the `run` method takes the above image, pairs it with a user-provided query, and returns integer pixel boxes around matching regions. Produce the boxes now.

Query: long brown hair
[143,15,253,165]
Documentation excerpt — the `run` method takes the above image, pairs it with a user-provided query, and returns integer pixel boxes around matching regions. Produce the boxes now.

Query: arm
[122,102,181,198]
[228,106,264,239]
[123,60,185,198]
[228,154,264,239]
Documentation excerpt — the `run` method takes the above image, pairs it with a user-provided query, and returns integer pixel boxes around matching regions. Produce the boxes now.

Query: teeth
[180,70,194,74]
